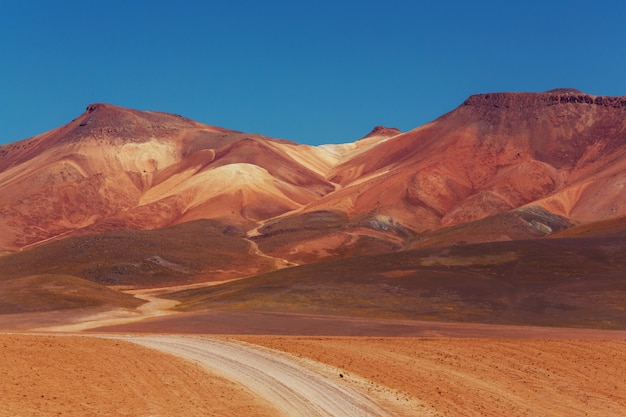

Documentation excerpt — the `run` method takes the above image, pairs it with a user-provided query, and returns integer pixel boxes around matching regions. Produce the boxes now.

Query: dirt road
[240,336,626,417]
[4,332,624,416]
[109,335,390,417]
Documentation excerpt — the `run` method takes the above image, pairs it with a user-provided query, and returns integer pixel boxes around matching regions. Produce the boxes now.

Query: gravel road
[110,335,389,417]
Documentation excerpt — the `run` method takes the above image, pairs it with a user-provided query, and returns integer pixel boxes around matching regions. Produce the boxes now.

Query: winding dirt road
[107,335,390,417]
[4,332,625,417]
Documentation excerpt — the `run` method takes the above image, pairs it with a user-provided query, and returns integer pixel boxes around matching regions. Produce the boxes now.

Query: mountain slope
[249,90,626,261]
[0,219,281,288]
[3,90,626,328]
[0,104,337,250]
[306,90,626,231]
[170,233,626,328]
[2,90,626,273]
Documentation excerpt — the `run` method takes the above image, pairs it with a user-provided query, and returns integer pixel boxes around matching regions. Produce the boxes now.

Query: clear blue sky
[1,1,625,146]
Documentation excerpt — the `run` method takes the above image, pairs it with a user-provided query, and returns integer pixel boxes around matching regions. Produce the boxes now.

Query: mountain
[316,89,626,226]
[250,89,626,262]
[0,103,336,251]
[2,90,626,327]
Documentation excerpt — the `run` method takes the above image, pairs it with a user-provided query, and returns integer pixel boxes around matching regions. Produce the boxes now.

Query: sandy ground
[31,293,181,332]
[236,336,626,417]
[3,290,626,417]
[0,334,276,417]
[3,333,626,417]
[113,335,390,417]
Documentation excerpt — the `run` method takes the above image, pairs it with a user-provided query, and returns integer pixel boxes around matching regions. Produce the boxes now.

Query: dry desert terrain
[0,334,276,417]
[3,92,626,416]
[2,332,626,417]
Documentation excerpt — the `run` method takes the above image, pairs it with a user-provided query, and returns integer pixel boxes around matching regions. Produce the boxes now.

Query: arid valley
[2,89,626,416]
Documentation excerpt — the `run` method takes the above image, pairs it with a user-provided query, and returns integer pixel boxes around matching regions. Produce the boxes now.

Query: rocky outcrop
[360,126,402,139]
[461,90,626,110]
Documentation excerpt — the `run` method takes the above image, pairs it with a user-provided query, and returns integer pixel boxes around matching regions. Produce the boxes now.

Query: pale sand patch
[33,280,235,332]
[34,293,181,332]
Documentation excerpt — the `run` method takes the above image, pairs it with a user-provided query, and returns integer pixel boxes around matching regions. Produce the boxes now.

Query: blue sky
[1,1,625,145]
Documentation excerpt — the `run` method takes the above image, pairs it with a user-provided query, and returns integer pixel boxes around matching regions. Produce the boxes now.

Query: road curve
[108,335,389,417]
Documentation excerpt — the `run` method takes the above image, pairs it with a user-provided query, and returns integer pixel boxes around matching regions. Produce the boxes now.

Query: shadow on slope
[0,219,278,288]
[548,215,626,239]
[170,235,626,329]
[409,205,573,249]
[0,274,142,314]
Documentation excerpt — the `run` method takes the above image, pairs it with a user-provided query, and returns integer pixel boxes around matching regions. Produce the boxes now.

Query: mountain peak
[65,103,204,144]
[85,102,117,113]
[361,126,402,139]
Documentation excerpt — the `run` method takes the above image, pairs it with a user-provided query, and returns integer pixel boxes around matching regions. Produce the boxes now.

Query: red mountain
[0,103,335,250]
[1,89,626,267]
[253,89,626,260]
[319,89,626,227]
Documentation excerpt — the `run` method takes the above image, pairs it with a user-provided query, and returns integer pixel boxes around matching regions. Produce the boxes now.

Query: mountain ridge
[2,90,626,261]
[3,90,626,330]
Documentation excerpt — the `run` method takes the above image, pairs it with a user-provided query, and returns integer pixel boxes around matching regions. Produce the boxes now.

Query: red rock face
[317,90,626,233]
[0,104,333,249]
[1,91,626,260]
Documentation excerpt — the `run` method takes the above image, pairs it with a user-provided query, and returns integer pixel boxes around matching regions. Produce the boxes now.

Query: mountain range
[2,88,626,329]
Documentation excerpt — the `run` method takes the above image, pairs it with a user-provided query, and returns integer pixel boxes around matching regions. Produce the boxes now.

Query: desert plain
[3,90,626,416]
[2,305,626,417]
